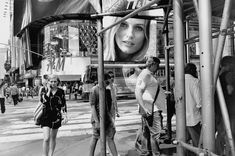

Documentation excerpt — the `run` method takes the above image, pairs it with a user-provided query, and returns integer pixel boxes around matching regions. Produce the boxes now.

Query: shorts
[92,123,116,139]
[41,118,62,129]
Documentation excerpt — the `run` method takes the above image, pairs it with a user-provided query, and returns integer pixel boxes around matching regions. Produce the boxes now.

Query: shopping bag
[34,102,43,125]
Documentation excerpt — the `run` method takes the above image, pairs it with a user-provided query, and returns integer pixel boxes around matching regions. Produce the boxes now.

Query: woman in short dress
[39,74,67,156]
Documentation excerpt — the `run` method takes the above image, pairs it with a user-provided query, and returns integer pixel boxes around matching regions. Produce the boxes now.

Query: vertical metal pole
[227,25,234,56]
[50,48,53,74]
[198,0,215,152]
[163,13,172,141]
[173,0,186,155]
[97,1,106,155]
[185,19,190,63]
[213,0,232,85]
[216,79,235,155]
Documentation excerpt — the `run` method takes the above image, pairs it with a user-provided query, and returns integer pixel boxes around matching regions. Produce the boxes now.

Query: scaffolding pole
[97,1,106,155]
[216,79,235,155]
[173,0,186,155]
[198,0,215,152]
[213,0,233,85]
[163,5,172,141]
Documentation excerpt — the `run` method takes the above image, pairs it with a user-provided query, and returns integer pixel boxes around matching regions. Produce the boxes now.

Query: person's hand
[142,108,151,118]
[47,83,51,89]
[62,113,68,125]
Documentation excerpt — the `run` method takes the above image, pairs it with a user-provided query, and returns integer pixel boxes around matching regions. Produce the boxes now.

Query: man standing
[89,73,118,156]
[135,56,166,156]
[184,63,202,152]
[0,81,6,114]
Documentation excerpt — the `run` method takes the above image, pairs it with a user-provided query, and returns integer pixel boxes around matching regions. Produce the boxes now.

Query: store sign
[47,57,65,72]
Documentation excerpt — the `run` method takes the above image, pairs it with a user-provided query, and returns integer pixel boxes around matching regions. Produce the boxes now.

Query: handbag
[34,102,43,125]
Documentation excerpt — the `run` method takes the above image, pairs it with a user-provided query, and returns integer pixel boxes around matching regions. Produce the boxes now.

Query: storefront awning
[58,75,81,81]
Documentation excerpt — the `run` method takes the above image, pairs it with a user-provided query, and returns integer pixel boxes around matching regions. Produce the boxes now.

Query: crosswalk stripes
[0,99,176,143]
[0,99,142,143]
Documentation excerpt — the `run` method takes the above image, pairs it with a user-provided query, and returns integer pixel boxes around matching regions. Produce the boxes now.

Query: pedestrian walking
[184,63,202,156]
[39,74,68,156]
[0,81,6,114]
[135,56,166,156]
[5,83,12,104]
[10,83,19,106]
[89,73,118,156]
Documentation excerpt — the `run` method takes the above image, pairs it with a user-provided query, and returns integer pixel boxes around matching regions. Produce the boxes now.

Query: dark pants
[12,94,19,106]
[0,98,5,113]
[186,122,201,156]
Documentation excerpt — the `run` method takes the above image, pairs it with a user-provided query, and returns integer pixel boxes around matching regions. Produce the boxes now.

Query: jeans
[141,111,161,156]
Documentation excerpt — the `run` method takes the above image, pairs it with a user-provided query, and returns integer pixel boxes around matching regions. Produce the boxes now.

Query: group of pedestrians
[0,82,22,114]
[87,56,202,156]
[34,55,234,156]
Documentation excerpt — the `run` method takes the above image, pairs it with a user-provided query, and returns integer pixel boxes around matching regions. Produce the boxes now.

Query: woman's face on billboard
[115,18,146,55]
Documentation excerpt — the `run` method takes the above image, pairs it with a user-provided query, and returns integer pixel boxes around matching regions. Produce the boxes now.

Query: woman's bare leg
[49,129,58,156]
[42,127,50,156]
[107,138,118,156]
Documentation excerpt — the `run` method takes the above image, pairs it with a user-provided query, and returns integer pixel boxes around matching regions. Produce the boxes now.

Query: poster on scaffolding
[99,0,160,62]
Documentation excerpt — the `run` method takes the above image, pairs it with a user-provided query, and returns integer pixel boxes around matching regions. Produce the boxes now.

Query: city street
[0,96,176,156]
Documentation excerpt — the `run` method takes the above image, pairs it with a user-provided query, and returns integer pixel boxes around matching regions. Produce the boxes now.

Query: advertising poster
[102,0,158,62]
[98,0,160,95]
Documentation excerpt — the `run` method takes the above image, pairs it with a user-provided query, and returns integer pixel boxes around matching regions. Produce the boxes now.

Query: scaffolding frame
[94,0,235,155]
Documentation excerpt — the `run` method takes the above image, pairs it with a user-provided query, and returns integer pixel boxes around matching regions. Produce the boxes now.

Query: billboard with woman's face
[102,0,159,62]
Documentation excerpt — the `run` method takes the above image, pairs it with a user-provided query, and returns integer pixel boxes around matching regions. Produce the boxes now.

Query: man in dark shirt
[89,73,118,156]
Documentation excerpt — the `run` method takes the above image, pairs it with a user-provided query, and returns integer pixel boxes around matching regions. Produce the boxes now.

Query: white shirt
[135,69,166,113]
[0,85,5,98]
[185,74,202,126]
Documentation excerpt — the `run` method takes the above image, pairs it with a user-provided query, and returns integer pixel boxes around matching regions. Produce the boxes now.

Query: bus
[81,61,175,101]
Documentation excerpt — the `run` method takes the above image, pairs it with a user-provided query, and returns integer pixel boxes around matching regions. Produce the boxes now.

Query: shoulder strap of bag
[151,84,160,115]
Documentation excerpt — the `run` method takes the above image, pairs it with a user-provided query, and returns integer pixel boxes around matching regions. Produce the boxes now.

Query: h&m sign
[47,56,65,72]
